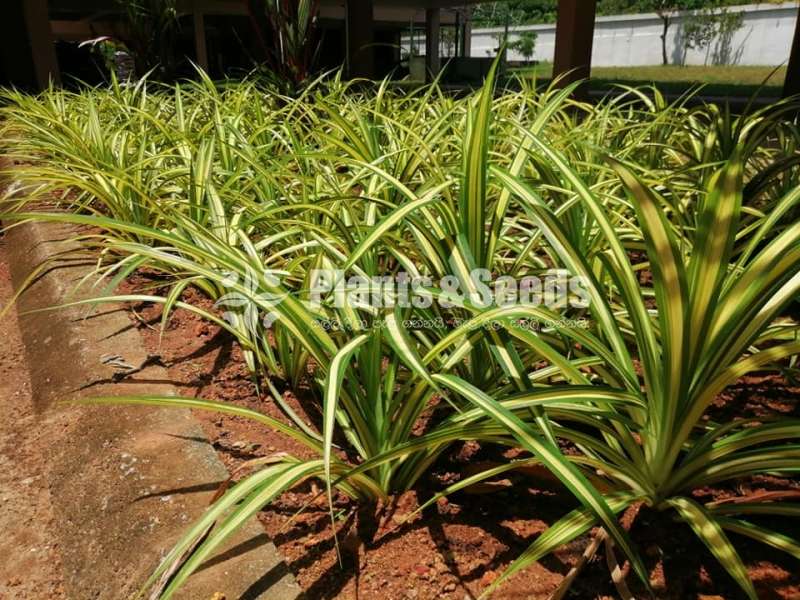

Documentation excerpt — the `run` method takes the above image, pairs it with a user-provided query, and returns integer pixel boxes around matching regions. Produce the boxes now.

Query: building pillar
[25,0,60,89]
[462,11,472,58]
[0,0,60,90]
[454,11,461,58]
[784,9,800,98]
[346,0,375,78]
[193,10,209,72]
[552,0,596,95]
[425,8,440,80]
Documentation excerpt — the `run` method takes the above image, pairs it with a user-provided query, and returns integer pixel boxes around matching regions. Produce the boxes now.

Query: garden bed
[120,275,800,600]
[4,68,800,600]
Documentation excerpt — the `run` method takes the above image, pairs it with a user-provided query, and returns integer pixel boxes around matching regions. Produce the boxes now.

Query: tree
[602,1,752,66]
[471,1,557,28]
[603,1,711,65]
[510,31,538,61]
[682,4,744,65]
[645,1,704,65]
[441,27,457,58]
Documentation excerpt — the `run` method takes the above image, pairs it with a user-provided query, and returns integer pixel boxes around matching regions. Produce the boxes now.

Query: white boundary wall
[424,2,798,66]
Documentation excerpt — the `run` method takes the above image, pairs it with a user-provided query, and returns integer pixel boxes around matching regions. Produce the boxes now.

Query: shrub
[2,67,800,598]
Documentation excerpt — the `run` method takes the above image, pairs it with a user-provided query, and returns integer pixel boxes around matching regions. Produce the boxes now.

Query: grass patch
[514,63,787,97]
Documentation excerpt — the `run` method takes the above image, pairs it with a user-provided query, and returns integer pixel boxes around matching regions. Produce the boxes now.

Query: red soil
[0,238,66,599]
[119,275,800,600]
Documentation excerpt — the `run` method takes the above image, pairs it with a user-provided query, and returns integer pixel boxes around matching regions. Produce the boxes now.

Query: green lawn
[514,63,787,98]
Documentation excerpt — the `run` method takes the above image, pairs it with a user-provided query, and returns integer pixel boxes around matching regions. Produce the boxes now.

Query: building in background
[0,0,475,89]
[2,1,800,97]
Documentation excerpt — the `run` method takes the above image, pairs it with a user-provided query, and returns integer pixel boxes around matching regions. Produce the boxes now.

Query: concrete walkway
[0,220,301,600]
[0,234,65,598]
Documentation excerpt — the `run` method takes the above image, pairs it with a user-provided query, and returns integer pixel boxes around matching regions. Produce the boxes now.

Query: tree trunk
[660,13,670,65]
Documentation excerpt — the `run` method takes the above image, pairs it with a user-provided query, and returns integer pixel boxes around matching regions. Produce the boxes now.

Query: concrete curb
[4,219,302,600]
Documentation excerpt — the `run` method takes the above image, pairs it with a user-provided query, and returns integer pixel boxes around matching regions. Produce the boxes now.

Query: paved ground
[0,234,66,599]
[0,220,301,600]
